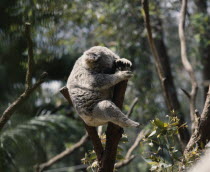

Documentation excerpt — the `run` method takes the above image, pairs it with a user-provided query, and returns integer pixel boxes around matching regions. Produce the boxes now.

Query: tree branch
[0,23,47,131]
[125,129,148,159]
[59,86,72,105]
[115,129,148,169]
[181,88,191,99]
[35,133,89,172]
[115,155,135,169]
[126,97,139,117]
[84,124,104,162]
[178,0,198,131]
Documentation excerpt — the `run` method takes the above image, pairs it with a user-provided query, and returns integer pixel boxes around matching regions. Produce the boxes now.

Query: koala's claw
[115,58,132,69]
[117,70,133,80]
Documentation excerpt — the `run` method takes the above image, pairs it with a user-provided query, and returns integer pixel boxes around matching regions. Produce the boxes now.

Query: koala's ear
[85,52,100,63]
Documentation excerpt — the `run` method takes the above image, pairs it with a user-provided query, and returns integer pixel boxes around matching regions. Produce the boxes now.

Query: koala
[67,46,139,128]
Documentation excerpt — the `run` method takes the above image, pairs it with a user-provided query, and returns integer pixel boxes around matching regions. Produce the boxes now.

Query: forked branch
[35,133,88,172]
[115,129,148,169]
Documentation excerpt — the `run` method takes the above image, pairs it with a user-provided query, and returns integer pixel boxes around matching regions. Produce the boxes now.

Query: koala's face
[83,46,117,73]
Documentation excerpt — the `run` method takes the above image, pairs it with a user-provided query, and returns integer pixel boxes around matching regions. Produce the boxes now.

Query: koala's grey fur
[67,46,139,128]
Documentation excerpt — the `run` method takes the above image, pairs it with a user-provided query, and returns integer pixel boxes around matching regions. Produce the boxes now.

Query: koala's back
[67,57,112,115]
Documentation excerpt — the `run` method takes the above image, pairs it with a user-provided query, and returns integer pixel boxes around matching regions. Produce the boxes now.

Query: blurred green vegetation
[0,0,209,171]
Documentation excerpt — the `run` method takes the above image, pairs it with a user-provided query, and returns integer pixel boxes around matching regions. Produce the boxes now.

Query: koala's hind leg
[92,100,139,128]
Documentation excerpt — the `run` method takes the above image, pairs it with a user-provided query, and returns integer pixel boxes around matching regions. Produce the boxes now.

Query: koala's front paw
[115,58,132,70]
[116,70,133,80]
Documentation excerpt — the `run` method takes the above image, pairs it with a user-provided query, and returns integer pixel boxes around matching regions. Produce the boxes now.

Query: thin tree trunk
[178,0,198,132]
[142,0,190,147]
[154,17,183,118]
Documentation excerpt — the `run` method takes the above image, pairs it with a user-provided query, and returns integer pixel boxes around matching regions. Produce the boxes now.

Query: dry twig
[35,133,89,172]
[126,97,139,117]
[115,129,148,169]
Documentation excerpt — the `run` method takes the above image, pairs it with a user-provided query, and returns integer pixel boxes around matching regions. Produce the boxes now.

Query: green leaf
[171,122,179,126]
[117,145,124,152]
[89,153,97,160]
[116,154,124,160]
[163,123,169,127]
[120,137,129,143]
[148,161,158,165]
[154,118,164,128]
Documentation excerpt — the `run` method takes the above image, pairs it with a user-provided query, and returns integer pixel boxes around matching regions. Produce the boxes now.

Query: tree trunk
[142,0,190,147]
[154,22,190,146]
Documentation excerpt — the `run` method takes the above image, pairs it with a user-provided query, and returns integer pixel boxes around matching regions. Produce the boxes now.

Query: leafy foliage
[141,114,205,171]
[142,115,186,171]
